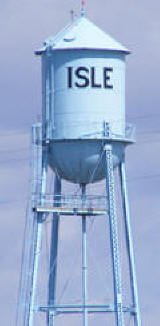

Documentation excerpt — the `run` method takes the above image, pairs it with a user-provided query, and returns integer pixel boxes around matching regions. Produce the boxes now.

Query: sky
[0,0,160,325]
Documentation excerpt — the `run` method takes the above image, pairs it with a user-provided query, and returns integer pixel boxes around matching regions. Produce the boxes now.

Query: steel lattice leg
[104,144,124,326]
[81,184,88,326]
[119,159,141,326]
[28,143,48,326]
[28,216,43,326]
[48,174,61,326]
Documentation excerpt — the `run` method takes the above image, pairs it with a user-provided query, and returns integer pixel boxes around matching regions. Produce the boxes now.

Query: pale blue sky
[0,0,160,325]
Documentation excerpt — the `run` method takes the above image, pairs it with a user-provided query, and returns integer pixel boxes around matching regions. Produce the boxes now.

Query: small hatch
[63,34,76,42]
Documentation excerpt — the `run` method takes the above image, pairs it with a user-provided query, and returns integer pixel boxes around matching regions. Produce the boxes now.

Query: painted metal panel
[36,17,129,53]
[48,140,124,184]
[49,50,125,139]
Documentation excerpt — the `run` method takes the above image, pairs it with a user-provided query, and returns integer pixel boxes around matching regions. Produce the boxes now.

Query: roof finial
[70,9,74,21]
[81,0,86,17]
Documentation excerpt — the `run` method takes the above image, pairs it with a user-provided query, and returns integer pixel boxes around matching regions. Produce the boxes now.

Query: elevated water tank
[36,16,130,184]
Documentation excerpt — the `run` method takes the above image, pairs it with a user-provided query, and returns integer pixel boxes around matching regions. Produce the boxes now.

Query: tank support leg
[48,174,61,326]
[81,184,88,326]
[119,159,141,326]
[104,144,124,326]
[28,144,48,326]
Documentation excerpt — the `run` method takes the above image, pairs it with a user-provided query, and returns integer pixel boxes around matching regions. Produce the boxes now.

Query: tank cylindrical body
[42,50,125,139]
[37,17,129,184]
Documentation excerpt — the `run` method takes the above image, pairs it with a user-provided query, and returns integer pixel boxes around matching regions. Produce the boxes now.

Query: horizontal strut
[38,304,136,314]
[33,206,107,216]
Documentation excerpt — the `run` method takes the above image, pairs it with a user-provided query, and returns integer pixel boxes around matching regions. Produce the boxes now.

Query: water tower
[17,6,141,326]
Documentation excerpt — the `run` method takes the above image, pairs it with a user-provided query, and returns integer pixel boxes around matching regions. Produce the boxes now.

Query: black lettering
[91,67,102,88]
[67,66,73,88]
[104,67,113,89]
[75,67,89,88]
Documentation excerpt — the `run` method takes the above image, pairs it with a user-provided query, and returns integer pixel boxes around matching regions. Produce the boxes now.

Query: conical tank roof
[35,16,130,54]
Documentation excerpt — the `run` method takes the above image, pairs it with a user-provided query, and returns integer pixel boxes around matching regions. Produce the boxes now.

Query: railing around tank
[124,123,136,141]
[103,122,135,142]
[42,121,135,142]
